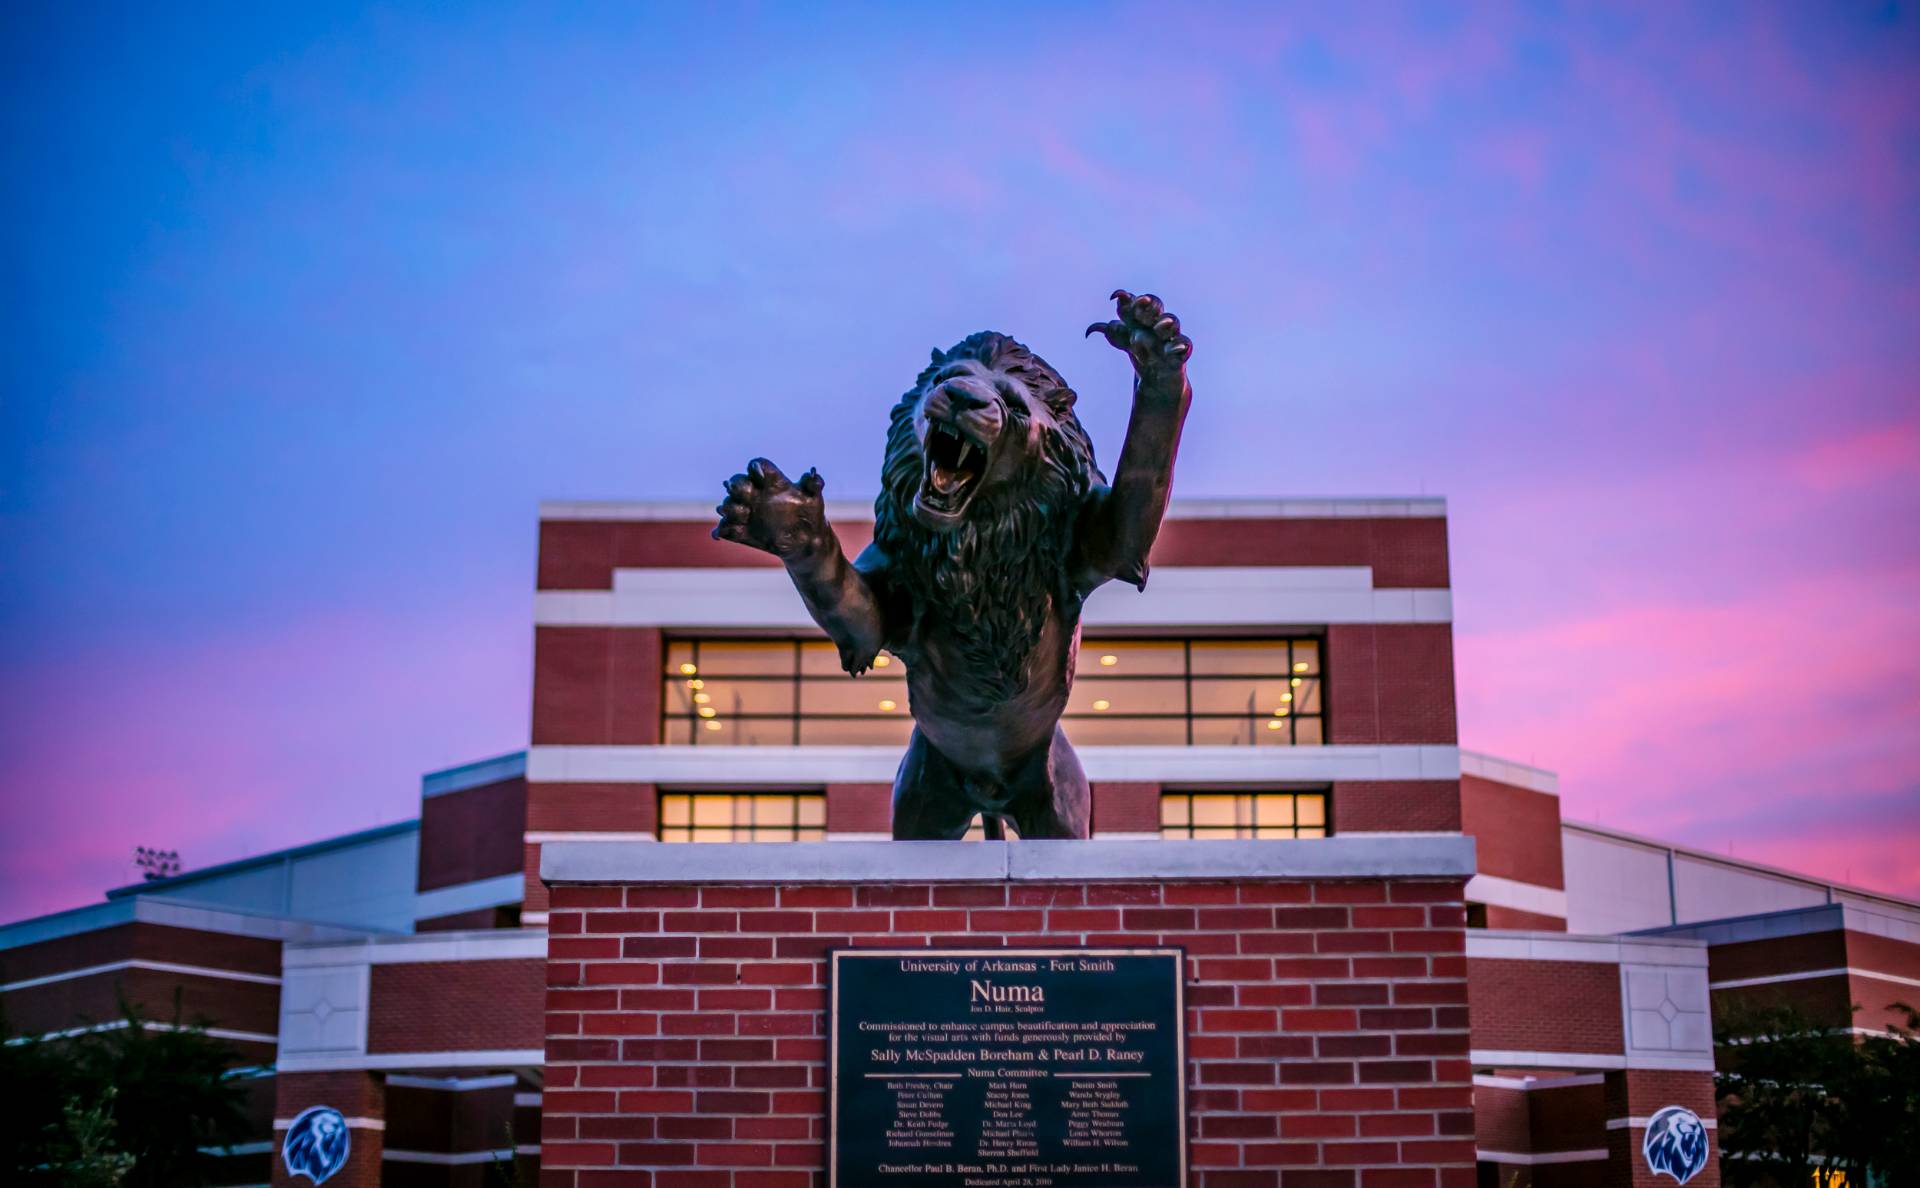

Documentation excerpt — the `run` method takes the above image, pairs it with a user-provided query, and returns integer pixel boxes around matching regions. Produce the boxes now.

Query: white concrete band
[1465,873,1569,920]
[1469,1048,1715,1073]
[541,835,1476,885]
[527,743,1463,786]
[1476,1149,1608,1165]
[1,958,281,992]
[414,874,525,921]
[538,497,1449,522]
[1459,751,1559,796]
[275,1049,548,1074]
[535,566,1451,628]
[284,930,546,967]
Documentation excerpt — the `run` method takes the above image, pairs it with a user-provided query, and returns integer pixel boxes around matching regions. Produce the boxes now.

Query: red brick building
[4,498,1915,1188]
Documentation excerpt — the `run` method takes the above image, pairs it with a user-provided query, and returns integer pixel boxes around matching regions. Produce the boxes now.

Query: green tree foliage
[1715,1001,1920,1187]
[2,994,252,1187]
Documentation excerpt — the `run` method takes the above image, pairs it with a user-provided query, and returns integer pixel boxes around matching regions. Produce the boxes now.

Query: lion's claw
[713,457,830,561]
[1089,287,1193,379]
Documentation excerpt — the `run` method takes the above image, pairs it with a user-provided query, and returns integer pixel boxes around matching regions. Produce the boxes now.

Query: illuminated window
[657,792,826,842]
[1070,638,1325,746]
[664,640,911,746]
[1159,791,1328,839]
[663,636,1325,747]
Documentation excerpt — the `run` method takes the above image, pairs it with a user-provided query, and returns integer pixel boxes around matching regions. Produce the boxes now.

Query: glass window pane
[1189,676,1298,716]
[1161,796,1188,827]
[1189,796,1238,828]
[660,827,690,842]
[802,676,909,715]
[798,827,826,842]
[1296,826,1326,839]
[1291,640,1320,675]
[669,676,795,718]
[1254,795,1296,828]
[667,642,698,676]
[1066,678,1185,715]
[663,717,695,745]
[797,796,826,827]
[1061,716,1188,745]
[1292,717,1323,746]
[1190,717,1265,746]
[661,795,690,826]
[753,796,795,826]
[1080,640,1186,676]
[1191,641,1293,675]
[797,641,844,676]
[798,717,916,746]
[1291,677,1322,714]
[695,641,796,676]
[696,717,794,746]
[1297,795,1326,827]
[691,797,733,827]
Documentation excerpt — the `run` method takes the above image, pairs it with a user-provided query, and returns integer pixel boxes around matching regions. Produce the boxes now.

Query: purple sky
[3,4,1916,921]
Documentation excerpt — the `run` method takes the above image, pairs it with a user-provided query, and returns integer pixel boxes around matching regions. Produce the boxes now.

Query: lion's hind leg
[1006,726,1092,840]
[891,727,985,840]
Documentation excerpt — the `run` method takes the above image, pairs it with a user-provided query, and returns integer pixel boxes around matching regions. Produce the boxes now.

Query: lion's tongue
[929,464,964,495]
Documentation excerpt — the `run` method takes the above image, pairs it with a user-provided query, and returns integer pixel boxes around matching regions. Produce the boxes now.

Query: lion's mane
[872,332,1101,699]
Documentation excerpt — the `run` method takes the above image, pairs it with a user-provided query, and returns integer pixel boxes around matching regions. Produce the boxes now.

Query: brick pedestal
[539,837,1477,1187]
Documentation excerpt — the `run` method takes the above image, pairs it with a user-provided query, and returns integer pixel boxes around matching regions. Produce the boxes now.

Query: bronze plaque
[829,948,1187,1187]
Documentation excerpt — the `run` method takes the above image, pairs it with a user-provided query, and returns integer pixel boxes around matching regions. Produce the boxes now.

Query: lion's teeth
[956,442,975,467]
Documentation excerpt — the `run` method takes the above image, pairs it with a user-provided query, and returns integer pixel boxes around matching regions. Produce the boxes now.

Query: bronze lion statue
[714,290,1193,839]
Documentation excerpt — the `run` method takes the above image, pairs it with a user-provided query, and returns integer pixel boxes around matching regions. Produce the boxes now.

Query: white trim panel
[1467,931,1707,967]
[1459,751,1559,796]
[2,959,280,992]
[1471,1048,1714,1072]
[387,1073,519,1092]
[538,497,1448,522]
[536,566,1450,628]
[385,1148,516,1165]
[414,874,525,921]
[284,931,546,967]
[14,1019,276,1045]
[1476,1149,1607,1165]
[423,753,527,798]
[1710,967,1920,991]
[1607,1115,1717,1130]
[275,1117,385,1131]
[528,744,1462,785]
[276,1049,548,1073]
[1465,874,1568,920]
[1473,1072,1605,1091]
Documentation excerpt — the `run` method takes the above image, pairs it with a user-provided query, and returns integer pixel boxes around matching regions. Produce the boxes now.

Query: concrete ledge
[541,836,1477,885]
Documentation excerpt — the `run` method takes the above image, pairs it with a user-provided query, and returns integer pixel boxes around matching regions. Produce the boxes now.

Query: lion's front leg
[1079,289,1195,591]
[713,458,891,674]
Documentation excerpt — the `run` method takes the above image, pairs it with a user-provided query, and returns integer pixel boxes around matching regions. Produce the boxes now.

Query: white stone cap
[540,836,1476,885]
[539,496,1448,522]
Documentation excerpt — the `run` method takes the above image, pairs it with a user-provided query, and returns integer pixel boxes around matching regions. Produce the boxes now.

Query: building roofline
[1563,818,1920,913]
[0,895,388,952]
[104,819,419,902]
[422,751,527,799]
[539,496,1449,523]
[1459,750,1559,796]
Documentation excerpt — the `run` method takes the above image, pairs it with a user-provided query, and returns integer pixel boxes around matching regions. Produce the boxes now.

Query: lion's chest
[902,613,1078,769]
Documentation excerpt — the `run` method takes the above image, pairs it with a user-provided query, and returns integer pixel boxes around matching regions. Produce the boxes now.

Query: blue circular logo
[1643,1104,1710,1185]
[282,1105,351,1185]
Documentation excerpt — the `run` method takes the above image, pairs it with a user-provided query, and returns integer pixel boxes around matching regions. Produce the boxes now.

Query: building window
[664,640,911,745]
[1159,791,1329,839]
[1070,638,1324,746]
[658,792,826,842]
[663,636,1325,747]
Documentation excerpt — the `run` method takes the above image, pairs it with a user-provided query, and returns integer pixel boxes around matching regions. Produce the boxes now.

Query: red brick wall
[1706,930,1845,983]
[538,516,1449,591]
[1602,1069,1719,1188]
[526,782,657,833]
[1459,776,1564,891]
[532,627,663,745]
[1326,625,1458,746]
[1333,780,1461,834]
[418,776,528,891]
[1484,906,1567,932]
[1528,1078,1606,1154]
[825,783,891,834]
[367,959,546,1053]
[540,876,1473,1186]
[1467,959,1623,1056]
[1472,1082,1530,1152]
[1093,781,1163,833]
[0,922,279,984]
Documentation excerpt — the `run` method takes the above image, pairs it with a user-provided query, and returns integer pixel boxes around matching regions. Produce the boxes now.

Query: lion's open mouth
[919,422,987,518]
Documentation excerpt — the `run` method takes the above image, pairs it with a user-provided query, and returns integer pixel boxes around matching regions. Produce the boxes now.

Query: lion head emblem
[1642,1105,1709,1184]
[282,1105,350,1185]
[873,332,1102,696]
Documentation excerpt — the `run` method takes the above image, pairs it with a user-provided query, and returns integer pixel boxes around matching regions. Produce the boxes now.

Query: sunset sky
[3,3,1915,920]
